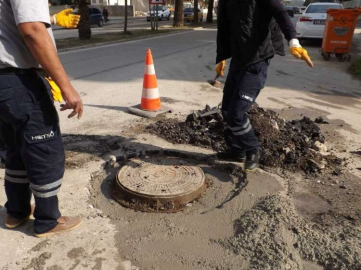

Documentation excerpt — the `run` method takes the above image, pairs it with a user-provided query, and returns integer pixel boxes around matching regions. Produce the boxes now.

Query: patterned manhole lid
[114,157,207,212]
[117,157,205,197]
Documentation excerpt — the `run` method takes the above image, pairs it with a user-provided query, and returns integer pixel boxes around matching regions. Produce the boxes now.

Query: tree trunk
[193,0,199,23]
[124,0,128,32]
[206,0,214,23]
[173,0,184,27]
[78,0,91,39]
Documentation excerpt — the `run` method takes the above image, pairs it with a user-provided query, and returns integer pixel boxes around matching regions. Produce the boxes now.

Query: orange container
[322,8,361,57]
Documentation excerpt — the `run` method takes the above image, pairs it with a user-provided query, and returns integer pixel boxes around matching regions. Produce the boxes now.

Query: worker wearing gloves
[216,0,313,170]
[0,0,83,237]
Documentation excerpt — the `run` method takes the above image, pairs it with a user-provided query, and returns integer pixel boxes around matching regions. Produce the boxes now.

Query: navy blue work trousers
[222,58,269,154]
[0,73,64,234]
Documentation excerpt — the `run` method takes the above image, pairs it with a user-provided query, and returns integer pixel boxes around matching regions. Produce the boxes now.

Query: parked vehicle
[184,2,193,8]
[146,5,171,21]
[184,7,203,22]
[296,2,343,40]
[73,6,104,27]
[285,6,294,17]
[293,7,301,14]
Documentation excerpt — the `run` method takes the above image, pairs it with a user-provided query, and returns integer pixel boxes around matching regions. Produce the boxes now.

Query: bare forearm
[18,22,72,93]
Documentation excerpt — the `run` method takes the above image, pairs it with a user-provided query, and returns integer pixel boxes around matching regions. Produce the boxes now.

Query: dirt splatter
[46,266,63,270]
[92,258,106,270]
[29,240,50,253]
[22,252,52,270]
[67,247,85,259]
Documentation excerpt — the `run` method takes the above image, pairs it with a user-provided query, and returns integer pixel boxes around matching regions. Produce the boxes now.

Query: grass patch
[56,29,188,51]
[351,58,361,76]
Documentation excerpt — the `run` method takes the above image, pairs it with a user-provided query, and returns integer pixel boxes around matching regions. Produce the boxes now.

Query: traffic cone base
[128,49,172,118]
[141,98,161,111]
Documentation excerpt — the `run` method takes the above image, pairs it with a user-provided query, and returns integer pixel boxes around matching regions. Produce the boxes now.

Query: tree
[77,0,91,39]
[173,0,184,27]
[193,0,199,23]
[206,0,214,23]
[124,0,128,32]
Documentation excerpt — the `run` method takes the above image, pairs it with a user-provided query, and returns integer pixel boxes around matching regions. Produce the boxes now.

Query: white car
[296,2,343,40]
[146,6,171,21]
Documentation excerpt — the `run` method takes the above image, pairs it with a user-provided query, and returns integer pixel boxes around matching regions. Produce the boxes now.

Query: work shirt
[0,0,55,69]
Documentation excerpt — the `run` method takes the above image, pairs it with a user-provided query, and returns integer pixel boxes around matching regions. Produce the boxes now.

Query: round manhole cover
[113,156,207,212]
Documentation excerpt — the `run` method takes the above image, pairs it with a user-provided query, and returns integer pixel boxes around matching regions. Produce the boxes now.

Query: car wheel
[98,19,103,27]
[159,15,163,21]
[321,52,331,61]
[167,14,170,20]
[199,17,202,22]
[336,53,346,62]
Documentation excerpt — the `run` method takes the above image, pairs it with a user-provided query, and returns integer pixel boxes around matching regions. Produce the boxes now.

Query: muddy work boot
[34,216,83,238]
[216,149,246,163]
[245,149,260,171]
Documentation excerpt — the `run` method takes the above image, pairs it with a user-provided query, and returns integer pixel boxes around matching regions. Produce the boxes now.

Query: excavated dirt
[146,106,342,175]
[62,134,121,169]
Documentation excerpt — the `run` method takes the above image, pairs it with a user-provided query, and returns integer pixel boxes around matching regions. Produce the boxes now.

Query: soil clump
[146,106,342,175]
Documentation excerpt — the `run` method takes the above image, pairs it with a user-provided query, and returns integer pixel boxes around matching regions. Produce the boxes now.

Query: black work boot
[245,149,260,171]
[216,149,246,163]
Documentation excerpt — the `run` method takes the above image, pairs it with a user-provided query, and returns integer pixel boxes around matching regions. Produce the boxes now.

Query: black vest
[216,0,285,65]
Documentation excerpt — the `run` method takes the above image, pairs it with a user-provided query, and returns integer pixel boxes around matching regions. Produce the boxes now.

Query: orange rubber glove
[54,9,80,29]
[45,77,64,103]
[289,39,314,68]
[215,60,226,77]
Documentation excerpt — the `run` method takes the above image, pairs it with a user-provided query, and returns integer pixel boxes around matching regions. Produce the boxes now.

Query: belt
[0,67,47,77]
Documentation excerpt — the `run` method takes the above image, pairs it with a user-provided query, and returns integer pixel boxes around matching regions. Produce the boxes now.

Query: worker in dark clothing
[0,0,83,237]
[216,0,313,170]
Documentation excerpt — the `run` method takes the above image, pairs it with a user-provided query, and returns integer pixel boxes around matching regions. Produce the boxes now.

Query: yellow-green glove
[45,77,64,103]
[215,60,226,77]
[289,39,314,68]
[54,9,80,29]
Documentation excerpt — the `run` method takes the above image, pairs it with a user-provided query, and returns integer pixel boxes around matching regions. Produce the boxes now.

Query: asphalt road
[58,15,300,81]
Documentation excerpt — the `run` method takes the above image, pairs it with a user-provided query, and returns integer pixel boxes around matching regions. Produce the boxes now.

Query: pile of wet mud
[146,105,342,175]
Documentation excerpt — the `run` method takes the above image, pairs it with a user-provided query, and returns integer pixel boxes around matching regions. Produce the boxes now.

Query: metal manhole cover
[113,156,207,212]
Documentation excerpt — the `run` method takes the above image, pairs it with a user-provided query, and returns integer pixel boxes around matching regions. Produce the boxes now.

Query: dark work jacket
[216,0,288,65]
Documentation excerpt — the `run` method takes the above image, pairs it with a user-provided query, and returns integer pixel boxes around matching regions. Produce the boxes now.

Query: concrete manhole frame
[111,149,215,213]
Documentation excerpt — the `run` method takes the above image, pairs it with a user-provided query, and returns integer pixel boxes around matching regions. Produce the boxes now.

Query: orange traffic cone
[141,49,161,111]
[128,49,172,118]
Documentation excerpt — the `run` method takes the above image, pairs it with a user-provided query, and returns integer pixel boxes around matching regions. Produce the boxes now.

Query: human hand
[289,39,314,68]
[54,9,80,29]
[215,60,226,77]
[60,86,83,119]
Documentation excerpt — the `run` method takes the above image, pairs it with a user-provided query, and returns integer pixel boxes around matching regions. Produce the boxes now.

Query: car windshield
[184,8,193,12]
[306,4,342,13]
